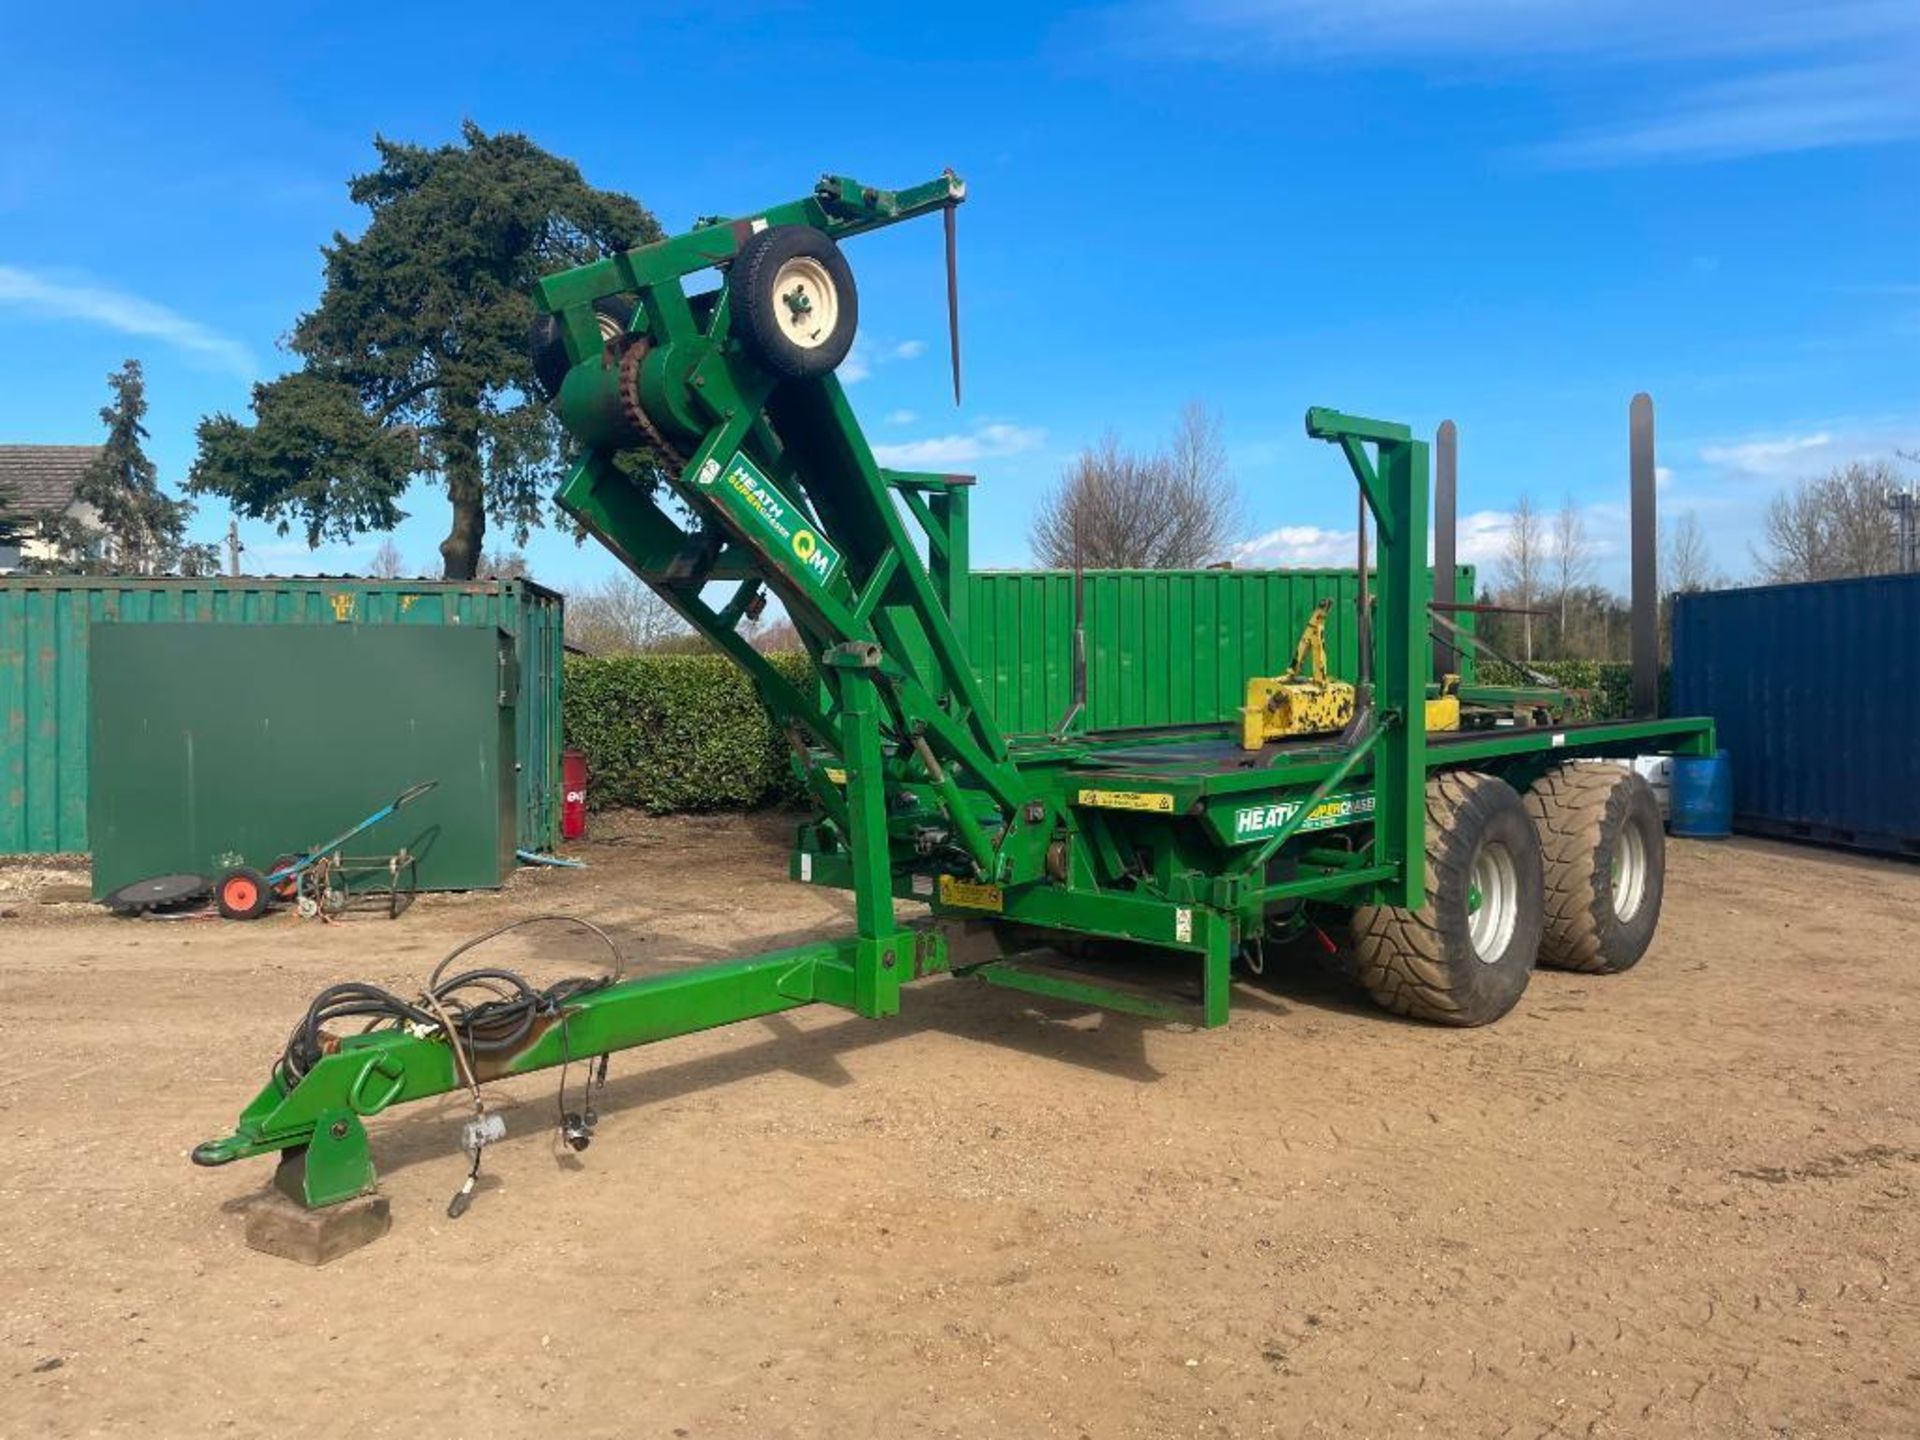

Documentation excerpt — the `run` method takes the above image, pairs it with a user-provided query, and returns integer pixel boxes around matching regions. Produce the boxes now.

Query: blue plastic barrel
[1670,750,1733,838]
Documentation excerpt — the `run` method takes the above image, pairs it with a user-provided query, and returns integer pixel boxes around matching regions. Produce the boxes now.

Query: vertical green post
[1307,408,1431,912]
[1201,921,1232,1030]
[931,485,971,657]
[831,650,904,1018]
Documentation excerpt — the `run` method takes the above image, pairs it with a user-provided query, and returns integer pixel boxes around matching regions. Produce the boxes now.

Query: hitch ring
[349,1054,407,1116]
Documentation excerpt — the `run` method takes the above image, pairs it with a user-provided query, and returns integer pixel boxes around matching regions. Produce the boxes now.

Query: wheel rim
[1611,823,1649,921]
[224,878,257,911]
[1465,841,1519,963]
[773,256,839,349]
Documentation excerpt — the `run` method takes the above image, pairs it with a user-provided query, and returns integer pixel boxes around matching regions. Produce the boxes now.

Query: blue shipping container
[1672,575,1920,857]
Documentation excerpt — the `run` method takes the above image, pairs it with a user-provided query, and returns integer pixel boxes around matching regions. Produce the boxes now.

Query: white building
[0,446,102,572]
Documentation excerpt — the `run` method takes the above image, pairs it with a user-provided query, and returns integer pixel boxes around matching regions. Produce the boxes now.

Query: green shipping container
[0,577,563,856]
[959,567,1476,735]
[88,624,518,898]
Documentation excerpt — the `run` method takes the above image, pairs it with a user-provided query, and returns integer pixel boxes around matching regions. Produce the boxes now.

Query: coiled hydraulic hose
[275,914,625,1090]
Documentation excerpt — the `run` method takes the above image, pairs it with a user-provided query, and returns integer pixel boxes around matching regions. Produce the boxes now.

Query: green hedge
[1478,660,1671,721]
[564,652,813,812]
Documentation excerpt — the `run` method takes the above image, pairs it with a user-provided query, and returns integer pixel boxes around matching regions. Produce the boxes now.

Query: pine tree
[35,360,216,574]
[189,124,657,578]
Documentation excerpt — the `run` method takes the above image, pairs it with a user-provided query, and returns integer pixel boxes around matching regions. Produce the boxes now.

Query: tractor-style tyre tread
[1350,771,1544,1027]
[1525,762,1665,974]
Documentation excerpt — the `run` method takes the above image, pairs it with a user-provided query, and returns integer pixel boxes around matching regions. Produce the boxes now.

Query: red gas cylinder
[561,749,591,840]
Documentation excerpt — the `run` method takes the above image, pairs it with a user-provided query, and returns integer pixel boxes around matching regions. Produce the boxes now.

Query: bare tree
[1030,402,1242,569]
[564,573,686,655]
[1657,509,1723,663]
[1894,451,1920,573]
[479,548,529,580]
[1165,400,1236,513]
[752,617,803,653]
[1552,496,1595,656]
[367,537,408,578]
[1567,584,1631,663]
[1497,494,1544,662]
[1753,461,1902,584]
[1662,510,1720,595]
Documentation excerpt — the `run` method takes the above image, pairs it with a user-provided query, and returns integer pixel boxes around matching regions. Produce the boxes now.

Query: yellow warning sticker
[1075,788,1175,813]
[938,875,1004,912]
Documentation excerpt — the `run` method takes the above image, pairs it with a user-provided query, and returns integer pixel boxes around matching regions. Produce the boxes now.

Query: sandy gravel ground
[2,812,1917,1438]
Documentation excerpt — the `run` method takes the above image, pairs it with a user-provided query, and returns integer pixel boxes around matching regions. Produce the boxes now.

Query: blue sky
[2,0,1916,591]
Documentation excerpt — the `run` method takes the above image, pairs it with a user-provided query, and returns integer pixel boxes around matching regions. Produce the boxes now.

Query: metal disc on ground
[103,873,211,913]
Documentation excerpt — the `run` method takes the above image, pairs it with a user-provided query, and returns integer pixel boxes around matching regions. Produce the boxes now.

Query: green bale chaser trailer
[196,173,1714,1220]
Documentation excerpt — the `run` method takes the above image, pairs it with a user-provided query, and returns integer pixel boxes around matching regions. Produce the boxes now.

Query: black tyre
[729,225,859,380]
[1350,772,1544,1026]
[1525,763,1665,974]
[215,866,272,921]
[529,294,640,402]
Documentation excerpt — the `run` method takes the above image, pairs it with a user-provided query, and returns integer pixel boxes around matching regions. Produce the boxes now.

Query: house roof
[0,446,101,515]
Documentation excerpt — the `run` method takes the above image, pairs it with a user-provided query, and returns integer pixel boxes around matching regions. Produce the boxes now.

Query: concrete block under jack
[242,1188,391,1265]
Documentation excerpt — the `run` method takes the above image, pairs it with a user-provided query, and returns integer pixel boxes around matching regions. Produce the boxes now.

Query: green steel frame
[195,172,1716,1208]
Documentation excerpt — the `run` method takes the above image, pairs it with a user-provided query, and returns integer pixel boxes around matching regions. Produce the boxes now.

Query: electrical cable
[275,914,624,1086]
[269,914,626,1217]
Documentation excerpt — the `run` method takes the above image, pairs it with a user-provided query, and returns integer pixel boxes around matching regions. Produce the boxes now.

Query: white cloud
[1102,1,1920,166]
[1446,505,1626,571]
[0,264,256,380]
[1234,498,1646,584]
[839,344,873,384]
[885,408,918,426]
[1232,524,1357,567]
[1655,465,1674,490]
[1695,424,1920,485]
[1456,508,1517,566]
[1528,63,1920,168]
[1698,431,1834,476]
[872,422,1045,469]
[839,336,928,385]
[1116,0,1916,64]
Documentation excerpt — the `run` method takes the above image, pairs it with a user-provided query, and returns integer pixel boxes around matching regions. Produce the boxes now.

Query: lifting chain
[615,337,689,470]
